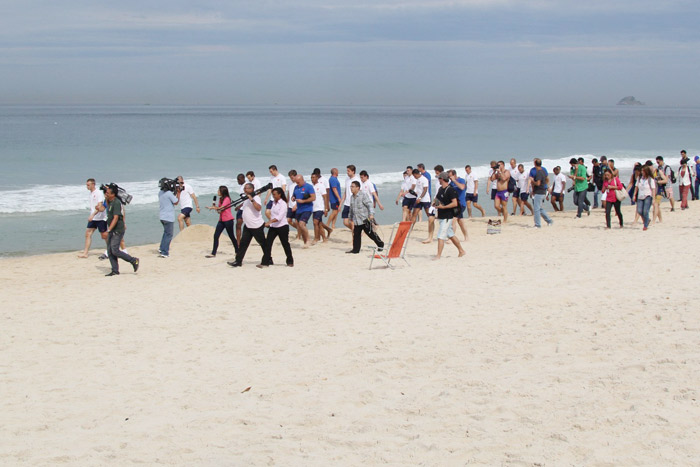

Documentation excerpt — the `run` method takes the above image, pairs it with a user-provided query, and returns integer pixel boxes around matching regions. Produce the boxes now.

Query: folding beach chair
[368,221,413,270]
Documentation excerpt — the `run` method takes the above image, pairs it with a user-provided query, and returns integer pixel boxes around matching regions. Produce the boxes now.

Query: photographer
[227,183,266,268]
[104,184,139,276]
[346,181,384,254]
[158,179,180,258]
[176,176,200,231]
[433,173,466,260]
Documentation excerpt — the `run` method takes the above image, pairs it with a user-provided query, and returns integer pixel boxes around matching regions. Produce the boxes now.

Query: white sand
[2,204,700,465]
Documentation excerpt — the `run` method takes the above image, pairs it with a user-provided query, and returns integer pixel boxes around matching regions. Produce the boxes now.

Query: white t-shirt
[465,173,476,194]
[179,183,195,209]
[89,189,107,221]
[242,195,263,229]
[403,176,417,198]
[488,169,498,190]
[318,175,330,193]
[343,175,360,206]
[553,173,567,193]
[248,178,262,191]
[414,175,430,203]
[312,181,325,212]
[509,167,519,183]
[271,174,286,189]
[516,171,529,193]
[637,177,656,199]
[236,183,246,211]
[287,185,296,209]
[361,179,376,196]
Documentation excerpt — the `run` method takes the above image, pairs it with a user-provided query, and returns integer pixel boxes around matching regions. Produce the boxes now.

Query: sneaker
[132,258,139,273]
[345,250,359,254]
[158,254,169,258]
[205,254,216,258]
[98,253,108,261]
[547,220,553,226]
[228,261,242,267]
[105,271,119,276]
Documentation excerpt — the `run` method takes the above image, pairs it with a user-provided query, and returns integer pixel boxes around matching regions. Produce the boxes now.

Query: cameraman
[158,179,180,258]
[176,176,200,231]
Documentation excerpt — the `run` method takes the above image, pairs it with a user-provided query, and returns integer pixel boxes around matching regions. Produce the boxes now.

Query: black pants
[262,225,294,266]
[351,222,384,253]
[234,225,266,264]
[212,220,238,255]
[605,200,623,228]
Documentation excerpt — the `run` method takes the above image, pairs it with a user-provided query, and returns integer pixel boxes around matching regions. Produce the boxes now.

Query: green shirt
[574,165,588,192]
[107,198,125,234]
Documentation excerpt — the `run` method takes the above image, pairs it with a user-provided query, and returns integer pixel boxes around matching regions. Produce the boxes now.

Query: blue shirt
[529,167,548,179]
[450,177,467,206]
[695,163,700,179]
[422,171,432,200]
[158,190,178,222]
[293,183,315,213]
[329,176,341,204]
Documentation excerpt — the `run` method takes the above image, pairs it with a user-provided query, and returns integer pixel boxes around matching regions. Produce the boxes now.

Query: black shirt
[435,185,457,219]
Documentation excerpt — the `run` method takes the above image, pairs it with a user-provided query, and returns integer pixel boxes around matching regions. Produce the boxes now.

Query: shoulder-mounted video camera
[100,183,133,205]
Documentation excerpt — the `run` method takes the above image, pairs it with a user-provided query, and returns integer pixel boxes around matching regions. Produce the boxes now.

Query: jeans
[212,220,237,255]
[351,222,384,253]
[574,190,589,217]
[533,193,552,227]
[107,231,136,273]
[593,187,600,208]
[262,225,294,266]
[694,178,700,201]
[234,225,266,264]
[636,196,652,228]
[605,200,623,228]
[160,220,174,255]
[628,186,636,205]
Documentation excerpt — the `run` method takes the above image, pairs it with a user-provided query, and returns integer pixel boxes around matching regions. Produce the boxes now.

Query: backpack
[665,165,676,183]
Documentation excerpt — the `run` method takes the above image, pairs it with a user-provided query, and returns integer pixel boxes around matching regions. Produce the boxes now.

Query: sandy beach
[2,204,699,465]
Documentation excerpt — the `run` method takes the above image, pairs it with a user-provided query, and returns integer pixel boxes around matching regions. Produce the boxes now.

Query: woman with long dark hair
[602,169,624,229]
[206,186,238,257]
[260,187,294,267]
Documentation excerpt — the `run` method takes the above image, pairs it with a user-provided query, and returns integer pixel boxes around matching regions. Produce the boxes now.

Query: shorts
[236,209,243,220]
[413,201,431,212]
[496,190,509,201]
[341,205,351,219]
[266,200,273,210]
[437,218,455,240]
[402,197,416,209]
[490,188,497,200]
[313,211,323,221]
[181,207,193,218]
[465,193,479,203]
[427,206,437,217]
[519,193,529,201]
[287,208,294,219]
[513,188,520,197]
[330,201,339,211]
[296,211,312,224]
[665,185,674,198]
[456,205,466,219]
[552,192,563,202]
[87,220,108,232]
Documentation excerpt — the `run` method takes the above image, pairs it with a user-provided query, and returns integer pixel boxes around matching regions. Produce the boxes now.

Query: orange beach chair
[368,221,412,270]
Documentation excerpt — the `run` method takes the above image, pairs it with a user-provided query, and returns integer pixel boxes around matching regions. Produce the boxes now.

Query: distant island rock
[617,96,645,106]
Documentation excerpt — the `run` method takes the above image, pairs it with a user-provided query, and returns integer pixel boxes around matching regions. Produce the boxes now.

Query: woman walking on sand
[634,165,656,231]
[602,169,624,229]
[678,157,692,210]
[206,186,238,258]
[260,187,294,268]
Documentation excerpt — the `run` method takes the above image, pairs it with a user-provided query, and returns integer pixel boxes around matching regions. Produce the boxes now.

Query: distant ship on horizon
[617,96,645,105]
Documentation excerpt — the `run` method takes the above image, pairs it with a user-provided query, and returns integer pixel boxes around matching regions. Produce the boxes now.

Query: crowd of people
[80,150,697,275]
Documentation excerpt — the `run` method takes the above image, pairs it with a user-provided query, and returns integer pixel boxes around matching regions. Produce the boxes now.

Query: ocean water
[1,105,698,257]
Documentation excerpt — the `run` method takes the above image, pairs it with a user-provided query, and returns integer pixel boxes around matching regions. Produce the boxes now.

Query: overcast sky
[2,0,699,106]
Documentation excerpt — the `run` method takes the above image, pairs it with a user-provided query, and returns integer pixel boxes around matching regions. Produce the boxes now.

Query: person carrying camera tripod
[104,184,139,276]
[228,183,266,268]
[346,181,384,254]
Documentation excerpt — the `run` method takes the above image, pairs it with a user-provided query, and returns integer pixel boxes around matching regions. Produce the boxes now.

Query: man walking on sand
[176,176,200,231]
[493,161,511,223]
[464,165,486,218]
[434,173,466,260]
[531,158,553,228]
[104,184,139,276]
[78,178,108,258]
[327,168,342,230]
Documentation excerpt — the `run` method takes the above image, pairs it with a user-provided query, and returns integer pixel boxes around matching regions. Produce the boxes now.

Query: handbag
[615,180,628,201]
